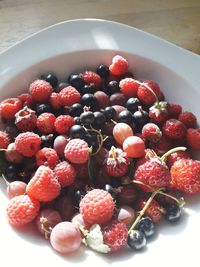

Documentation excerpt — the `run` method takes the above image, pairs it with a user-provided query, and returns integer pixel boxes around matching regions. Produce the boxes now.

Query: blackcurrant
[104,184,118,201]
[164,204,181,222]
[103,136,116,150]
[80,111,95,125]
[4,164,21,182]
[81,94,98,111]
[40,73,58,88]
[69,103,84,117]
[72,189,86,207]
[103,106,116,120]
[132,106,150,131]
[127,230,147,250]
[36,103,52,116]
[68,73,85,90]
[41,134,54,148]
[126,97,141,113]
[118,110,133,124]
[80,84,94,95]
[93,111,106,128]
[105,80,120,95]
[96,64,110,78]
[137,216,155,237]
[70,125,86,139]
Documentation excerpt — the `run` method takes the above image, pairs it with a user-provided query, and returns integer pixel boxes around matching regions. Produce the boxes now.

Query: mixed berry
[0,54,200,255]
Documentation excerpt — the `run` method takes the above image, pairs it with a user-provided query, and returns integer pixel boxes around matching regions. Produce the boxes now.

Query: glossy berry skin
[134,160,170,192]
[132,107,150,131]
[103,220,128,252]
[80,111,95,125]
[104,184,118,201]
[79,189,115,226]
[170,159,200,194]
[126,97,141,113]
[41,134,54,148]
[70,125,86,139]
[69,103,84,117]
[96,64,110,78]
[118,110,133,124]
[40,73,58,88]
[7,195,40,227]
[103,136,116,150]
[164,204,181,222]
[127,230,146,250]
[142,123,162,143]
[81,93,98,110]
[50,221,82,254]
[68,73,85,90]
[113,122,134,145]
[36,103,52,116]
[93,111,106,128]
[137,216,155,237]
[105,80,120,95]
[72,189,86,207]
[104,106,117,120]
[123,136,145,158]
[4,164,21,182]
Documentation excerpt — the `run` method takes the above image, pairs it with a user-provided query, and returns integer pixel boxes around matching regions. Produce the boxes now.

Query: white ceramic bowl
[1,19,200,267]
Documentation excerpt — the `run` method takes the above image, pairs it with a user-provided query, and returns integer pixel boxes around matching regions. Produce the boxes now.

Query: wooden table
[0,0,200,54]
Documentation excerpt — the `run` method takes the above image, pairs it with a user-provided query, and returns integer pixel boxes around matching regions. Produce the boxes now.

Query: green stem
[158,191,185,207]
[128,188,163,234]
[161,147,187,162]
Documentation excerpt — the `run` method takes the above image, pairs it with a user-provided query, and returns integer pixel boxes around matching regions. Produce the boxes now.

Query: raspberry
[103,220,128,252]
[15,106,37,132]
[49,92,62,110]
[150,135,172,156]
[80,189,115,225]
[36,112,56,134]
[170,159,200,194]
[6,195,40,227]
[166,151,191,169]
[137,80,161,105]
[59,86,81,106]
[0,98,22,120]
[0,131,9,149]
[54,161,76,187]
[167,103,182,118]
[18,93,33,108]
[162,119,186,140]
[109,55,129,76]
[178,111,197,128]
[36,148,59,169]
[64,138,89,164]
[15,132,41,157]
[119,78,139,97]
[54,115,74,134]
[137,198,164,223]
[29,79,53,103]
[141,123,162,143]
[186,128,200,150]
[103,147,129,177]
[26,165,61,202]
[83,71,102,90]
[134,159,170,192]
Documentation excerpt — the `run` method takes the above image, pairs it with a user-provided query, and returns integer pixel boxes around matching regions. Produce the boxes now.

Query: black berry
[118,110,133,124]
[127,230,147,250]
[164,204,182,222]
[69,103,84,117]
[36,103,52,116]
[126,97,141,113]
[40,73,58,88]
[96,64,110,78]
[70,125,86,139]
[137,216,155,237]
[68,73,85,90]
[104,106,116,120]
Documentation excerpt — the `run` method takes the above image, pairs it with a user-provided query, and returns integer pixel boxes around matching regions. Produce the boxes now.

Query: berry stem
[161,147,187,162]
[1,173,9,186]
[158,192,185,207]
[128,188,163,234]
[85,126,104,155]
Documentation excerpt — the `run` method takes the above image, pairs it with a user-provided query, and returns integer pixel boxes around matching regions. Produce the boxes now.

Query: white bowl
[0,19,200,267]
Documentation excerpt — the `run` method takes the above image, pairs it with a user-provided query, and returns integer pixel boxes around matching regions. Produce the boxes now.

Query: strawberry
[141,123,162,143]
[133,159,170,192]
[103,146,129,177]
[150,135,172,156]
[149,101,169,124]
[162,119,186,140]
[137,198,164,223]
[103,220,128,252]
[26,165,61,202]
[167,103,182,118]
[178,111,197,128]
[166,150,191,169]
[186,128,200,150]
[170,158,200,194]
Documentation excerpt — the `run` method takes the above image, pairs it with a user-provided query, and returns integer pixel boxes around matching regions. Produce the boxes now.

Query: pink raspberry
[15,132,41,157]
[54,115,74,134]
[54,161,76,187]
[49,92,62,110]
[109,55,129,76]
[29,79,53,103]
[36,148,59,169]
[59,86,81,106]
[83,71,102,90]
[79,189,115,225]
[36,112,56,134]
[64,138,89,164]
[119,78,139,97]
[0,98,22,120]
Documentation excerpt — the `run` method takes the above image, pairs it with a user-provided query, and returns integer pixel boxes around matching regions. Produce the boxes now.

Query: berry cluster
[0,55,200,254]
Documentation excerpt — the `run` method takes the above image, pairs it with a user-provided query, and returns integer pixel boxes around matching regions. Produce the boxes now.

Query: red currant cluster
[0,55,200,254]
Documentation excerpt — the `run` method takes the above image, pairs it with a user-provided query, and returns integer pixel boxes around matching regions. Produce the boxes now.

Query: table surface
[0,0,200,54]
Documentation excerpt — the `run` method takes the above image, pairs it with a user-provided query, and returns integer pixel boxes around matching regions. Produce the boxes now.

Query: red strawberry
[103,220,128,252]
[186,128,200,150]
[150,135,172,156]
[166,150,191,169]
[134,159,170,192]
[167,103,182,118]
[170,159,200,194]
[149,101,169,124]
[162,119,186,140]
[178,111,197,128]
[26,165,61,202]
[103,146,129,177]
[137,198,164,223]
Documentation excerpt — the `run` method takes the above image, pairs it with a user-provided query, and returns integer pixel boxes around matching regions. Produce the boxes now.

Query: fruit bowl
[1,19,200,267]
